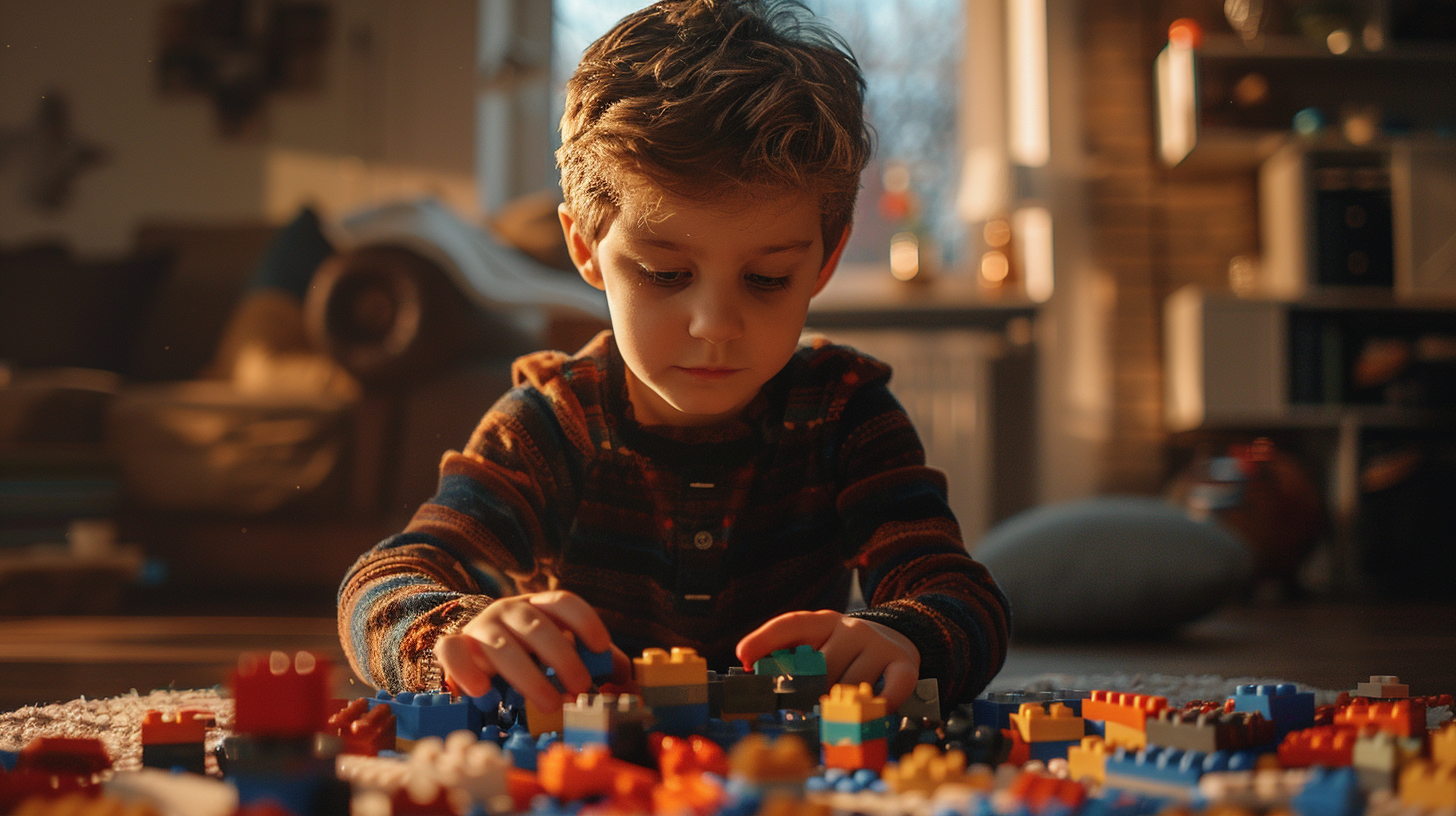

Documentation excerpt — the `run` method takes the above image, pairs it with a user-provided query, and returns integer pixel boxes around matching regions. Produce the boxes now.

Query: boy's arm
[337,384,583,692]
[834,380,1012,709]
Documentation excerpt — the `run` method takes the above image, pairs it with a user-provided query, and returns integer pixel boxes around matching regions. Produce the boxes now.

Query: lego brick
[1027,738,1083,763]
[974,691,1057,730]
[881,744,989,795]
[1291,766,1364,816]
[819,683,888,724]
[1230,684,1315,738]
[1333,697,1426,739]
[1399,759,1456,810]
[1351,730,1423,793]
[230,651,332,739]
[753,645,827,678]
[633,647,707,688]
[327,697,395,756]
[140,742,206,776]
[140,709,212,746]
[1010,702,1086,743]
[522,691,574,738]
[774,674,830,713]
[1068,736,1111,785]
[0,778,98,814]
[1082,691,1169,731]
[17,738,112,778]
[1145,709,1277,754]
[720,667,777,718]
[895,677,942,725]
[368,690,482,743]
[650,702,711,736]
[1277,726,1357,768]
[639,682,711,708]
[1102,720,1148,751]
[655,733,730,778]
[1007,770,1089,814]
[820,717,889,745]
[1354,675,1408,699]
[1104,745,1259,796]
[577,642,614,681]
[1003,727,1031,766]
[822,737,887,772]
[1434,721,1456,769]
[727,734,816,786]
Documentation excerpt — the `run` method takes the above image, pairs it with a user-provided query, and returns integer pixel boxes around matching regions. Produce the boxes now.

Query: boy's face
[561,183,846,427]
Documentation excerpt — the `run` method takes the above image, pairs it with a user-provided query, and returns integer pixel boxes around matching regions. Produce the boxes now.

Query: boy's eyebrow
[632,235,815,255]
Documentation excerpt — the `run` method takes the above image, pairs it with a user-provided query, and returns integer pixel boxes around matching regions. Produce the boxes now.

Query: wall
[0,0,478,255]
[1073,0,1261,493]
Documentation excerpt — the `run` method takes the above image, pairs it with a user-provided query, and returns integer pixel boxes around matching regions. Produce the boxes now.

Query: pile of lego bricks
[0,650,1452,816]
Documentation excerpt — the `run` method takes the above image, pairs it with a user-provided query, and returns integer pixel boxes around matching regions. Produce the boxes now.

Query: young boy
[338,0,1009,718]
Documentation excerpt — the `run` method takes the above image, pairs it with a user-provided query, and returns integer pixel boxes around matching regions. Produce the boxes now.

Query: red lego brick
[1002,728,1032,767]
[16,737,111,778]
[327,697,397,756]
[653,770,726,816]
[0,772,97,812]
[1277,726,1357,768]
[1335,698,1426,739]
[1082,691,1168,731]
[822,738,887,772]
[231,651,332,738]
[507,768,545,812]
[654,734,729,779]
[141,709,211,746]
[1007,770,1088,814]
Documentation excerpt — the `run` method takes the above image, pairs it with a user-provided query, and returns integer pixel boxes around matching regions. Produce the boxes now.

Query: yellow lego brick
[1399,759,1456,810]
[13,793,159,816]
[1010,702,1086,743]
[882,744,994,795]
[632,647,708,687]
[728,734,815,784]
[1103,720,1148,752]
[1433,722,1456,770]
[818,682,888,723]
[1067,736,1110,785]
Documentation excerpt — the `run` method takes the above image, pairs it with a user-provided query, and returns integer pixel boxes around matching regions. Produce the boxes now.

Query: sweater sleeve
[834,380,1011,712]
[337,372,588,692]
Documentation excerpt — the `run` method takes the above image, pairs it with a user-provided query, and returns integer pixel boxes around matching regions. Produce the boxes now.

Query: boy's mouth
[676,366,743,379]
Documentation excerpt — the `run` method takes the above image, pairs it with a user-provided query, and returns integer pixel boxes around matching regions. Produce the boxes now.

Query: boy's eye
[638,267,690,286]
[746,273,792,291]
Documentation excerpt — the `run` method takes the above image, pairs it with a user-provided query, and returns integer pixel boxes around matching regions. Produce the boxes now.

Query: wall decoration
[156,0,331,138]
[0,92,108,214]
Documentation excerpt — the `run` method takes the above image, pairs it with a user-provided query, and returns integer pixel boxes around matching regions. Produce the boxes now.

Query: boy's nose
[686,293,745,344]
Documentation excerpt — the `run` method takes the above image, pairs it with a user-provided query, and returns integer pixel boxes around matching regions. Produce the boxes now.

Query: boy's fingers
[735,610,840,669]
[498,601,592,694]
[465,619,562,710]
[608,645,633,685]
[528,591,613,653]
[878,661,919,712]
[434,633,495,697]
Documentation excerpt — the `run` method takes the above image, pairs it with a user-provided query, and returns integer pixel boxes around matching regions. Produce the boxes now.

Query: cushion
[975,496,1253,638]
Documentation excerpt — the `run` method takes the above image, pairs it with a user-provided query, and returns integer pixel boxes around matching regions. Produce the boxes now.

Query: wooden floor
[0,600,1452,711]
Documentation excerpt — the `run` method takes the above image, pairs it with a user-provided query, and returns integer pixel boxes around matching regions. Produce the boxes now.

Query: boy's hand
[433,590,630,711]
[735,609,921,711]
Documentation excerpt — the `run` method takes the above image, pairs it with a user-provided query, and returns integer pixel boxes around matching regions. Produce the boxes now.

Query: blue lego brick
[820,716,889,744]
[1106,746,1260,790]
[1230,684,1315,737]
[503,723,540,771]
[231,770,348,814]
[0,749,18,771]
[563,727,609,749]
[753,645,827,678]
[1086,719,1106,738]
[974,691,1054,730]
[1050,689,1091,717]
[1292,767,1364,816]
[650,702,711,735]
[807,768,888,794]
[369,689,482,741]
[1028,738,1084,763]
[577,643,613,681]
[704,717,752,750]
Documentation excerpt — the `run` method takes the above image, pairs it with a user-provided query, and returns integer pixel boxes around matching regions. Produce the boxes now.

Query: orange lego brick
[822,737,887,772]
[1067,736,1110,785]
[756,793,832,816]
[1082,691,1168,731]
[1334,697,1426,739]
[1010,702,1086,743]
[1434,722,1456,770]
[728,734,815,784]
[819,683,888,723]
[1102,720,1148,752]
[655,734,729,779]
[506,767,544,812]
[1400,760,1456,810]
[538,744,620,801]
[652,770,725,816]
[9,792,156,816]
[1277,726,1356,768]
[633,647,708,688]
[883,744,992,794]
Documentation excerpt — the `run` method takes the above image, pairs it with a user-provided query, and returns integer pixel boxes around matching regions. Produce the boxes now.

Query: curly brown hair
[557,0,872,253]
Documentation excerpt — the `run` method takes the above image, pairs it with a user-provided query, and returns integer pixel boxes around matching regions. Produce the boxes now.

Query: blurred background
[1,0,1454,705]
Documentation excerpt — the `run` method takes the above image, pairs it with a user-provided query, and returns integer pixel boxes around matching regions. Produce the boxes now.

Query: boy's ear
[558,204,605,290]
[812,226,851,297]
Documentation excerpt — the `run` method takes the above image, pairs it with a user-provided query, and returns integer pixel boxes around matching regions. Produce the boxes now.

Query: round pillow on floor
[976,496,1254,638]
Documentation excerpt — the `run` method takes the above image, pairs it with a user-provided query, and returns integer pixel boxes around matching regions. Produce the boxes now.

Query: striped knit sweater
[338,331,1010,713]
